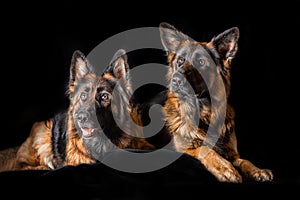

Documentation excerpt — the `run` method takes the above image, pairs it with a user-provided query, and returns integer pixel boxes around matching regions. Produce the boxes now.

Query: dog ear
[70,50,90,80]
[68,50,90,94]
[210,27,240,61]
[159,22,188,53]
[108,49,129,79]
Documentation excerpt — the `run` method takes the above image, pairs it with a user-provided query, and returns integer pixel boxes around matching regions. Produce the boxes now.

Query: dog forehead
[177,42,208,59]
[96,76,115,92]
[76,76,98,91]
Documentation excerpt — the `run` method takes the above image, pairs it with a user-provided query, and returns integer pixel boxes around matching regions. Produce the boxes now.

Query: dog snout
[172,76,182,87]
[77,112,90,123]
[172,73,185,87]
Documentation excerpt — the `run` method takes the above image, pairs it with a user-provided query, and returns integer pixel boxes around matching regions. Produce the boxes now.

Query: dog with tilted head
[0,49,153,172]
[158,22,274,182]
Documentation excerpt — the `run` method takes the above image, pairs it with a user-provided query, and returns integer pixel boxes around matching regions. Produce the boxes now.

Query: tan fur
[14,120,54,171]
[103,73,116,81]
[65,137,95,166]
[0,49,154,173]
[129,137,155,150]
[186,146,241,182]
[159,23,274,182]
[0,147,19,172]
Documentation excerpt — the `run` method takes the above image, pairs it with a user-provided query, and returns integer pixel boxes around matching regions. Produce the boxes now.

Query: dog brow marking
[103,73,116,81]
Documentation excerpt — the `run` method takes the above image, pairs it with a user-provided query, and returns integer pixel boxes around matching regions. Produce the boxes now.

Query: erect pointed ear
[68,50,90,94]
[159,22,188,53]
[107,49,129,79]
[210,27,240,61]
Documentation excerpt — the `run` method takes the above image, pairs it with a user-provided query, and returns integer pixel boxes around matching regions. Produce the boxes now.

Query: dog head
[94,49,133,137]
[68,49,132,139]
[69,49,135,160]
[67,50,100,139]
[159,22,239,101]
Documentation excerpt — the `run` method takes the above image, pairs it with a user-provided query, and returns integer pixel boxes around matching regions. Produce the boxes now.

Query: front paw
[211,158,243,183]
[251,169,274,182]
[198,147,242,183]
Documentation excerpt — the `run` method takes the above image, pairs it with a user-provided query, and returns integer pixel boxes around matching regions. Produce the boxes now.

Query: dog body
[0,49,153,172]
[0,51,97,171]
[159,23,274,182]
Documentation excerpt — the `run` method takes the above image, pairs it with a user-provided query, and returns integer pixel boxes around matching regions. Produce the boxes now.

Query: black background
[1,1,299,187]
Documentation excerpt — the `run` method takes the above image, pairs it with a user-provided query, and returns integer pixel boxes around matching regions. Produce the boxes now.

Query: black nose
[172,72,186,87]
[77,112,89,123]
[172,76,182,87]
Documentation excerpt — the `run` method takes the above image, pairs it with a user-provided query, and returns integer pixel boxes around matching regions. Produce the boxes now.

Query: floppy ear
[211,27,240,61]
[159,22,188,53]
[68,50,90,94]
[107,49,129,79]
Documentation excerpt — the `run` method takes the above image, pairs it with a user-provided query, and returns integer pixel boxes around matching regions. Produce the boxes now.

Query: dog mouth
[81,127,95,138]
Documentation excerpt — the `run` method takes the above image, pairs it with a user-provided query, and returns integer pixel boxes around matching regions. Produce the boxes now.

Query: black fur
[51,112,67,167]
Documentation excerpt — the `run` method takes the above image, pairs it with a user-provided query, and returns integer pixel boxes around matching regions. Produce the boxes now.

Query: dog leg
[232,158,274,182]
[130,138,155,150]
[186,146,242,183]
[0,146,19,172]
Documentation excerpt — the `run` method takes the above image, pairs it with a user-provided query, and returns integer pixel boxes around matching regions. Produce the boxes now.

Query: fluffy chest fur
[163,92,206,151]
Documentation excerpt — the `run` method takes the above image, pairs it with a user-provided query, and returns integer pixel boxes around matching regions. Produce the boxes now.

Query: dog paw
[251,169,274,182]
[213,160,243,183]
[198,147,242,183]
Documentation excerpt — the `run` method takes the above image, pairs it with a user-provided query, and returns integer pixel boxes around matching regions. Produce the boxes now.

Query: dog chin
[171,84,183,94]
[171,86,195,97]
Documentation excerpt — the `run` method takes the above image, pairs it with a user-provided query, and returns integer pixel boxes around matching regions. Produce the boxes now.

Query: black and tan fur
[80,49,154,161]
[159,22,274,182]
[0,49,153,172]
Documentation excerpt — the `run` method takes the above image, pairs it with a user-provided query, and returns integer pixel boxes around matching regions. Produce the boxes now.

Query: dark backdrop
[1,0,299,187]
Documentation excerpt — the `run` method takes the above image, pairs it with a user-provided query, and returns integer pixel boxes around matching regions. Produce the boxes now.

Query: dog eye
[101,93,109,101]
[199,58,205,66]
[80,93,87,101]
[177,57,185,67]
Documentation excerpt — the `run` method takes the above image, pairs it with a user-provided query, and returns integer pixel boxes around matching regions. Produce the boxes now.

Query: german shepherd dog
[0,49,153,172]
[159,22,274,182]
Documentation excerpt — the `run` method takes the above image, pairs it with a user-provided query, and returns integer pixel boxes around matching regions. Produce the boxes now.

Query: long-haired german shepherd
[159,22,274,182]
[0,49,153,172]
